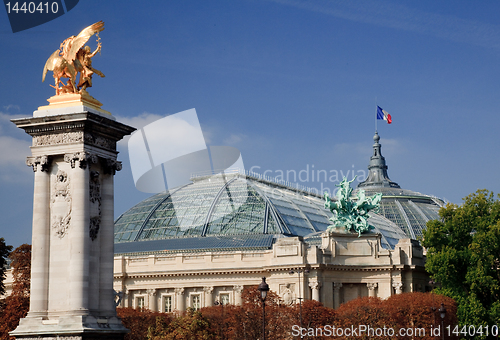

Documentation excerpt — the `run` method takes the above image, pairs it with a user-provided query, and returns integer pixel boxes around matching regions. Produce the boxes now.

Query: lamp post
[439,303,446,340]
[258,277,269,340]
[289,268,309,329]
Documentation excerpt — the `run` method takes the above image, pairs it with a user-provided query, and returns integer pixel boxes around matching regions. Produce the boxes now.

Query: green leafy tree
[422,189,500,328]
[0,238,12,297]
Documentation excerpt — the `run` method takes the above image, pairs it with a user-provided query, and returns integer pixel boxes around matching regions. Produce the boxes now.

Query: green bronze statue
[324,177,382,236]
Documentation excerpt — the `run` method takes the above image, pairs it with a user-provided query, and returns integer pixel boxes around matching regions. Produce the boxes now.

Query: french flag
[377,106,392,124]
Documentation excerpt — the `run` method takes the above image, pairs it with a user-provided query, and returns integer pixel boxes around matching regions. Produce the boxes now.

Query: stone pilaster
[233,285,243,305]
[203,286,214,307]
[333,283,342,309]
[147,289,157,311]
[367,283,378,297]
[175,288,185,312]
[309,281,321,302]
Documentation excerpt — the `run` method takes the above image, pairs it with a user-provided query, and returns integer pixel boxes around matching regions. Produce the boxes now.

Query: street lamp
[439,303,446,340]
[289,268,309,329]
[258,277,270,340]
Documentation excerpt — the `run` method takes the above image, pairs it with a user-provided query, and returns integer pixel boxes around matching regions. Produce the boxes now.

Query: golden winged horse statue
[42,21,105,95]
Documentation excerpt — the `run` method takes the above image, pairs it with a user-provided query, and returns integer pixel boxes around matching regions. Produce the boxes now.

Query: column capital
[309,281,321,290]
[102,158,122,175]
[64,151,98,169]
[367,282,378,290]
[334,282,343,290]
[175,288,185,295]
[233,285,244,293]
[147,289,157,296]
[392,280,403,294]
[203,286,214,294]
[26,155,51,172]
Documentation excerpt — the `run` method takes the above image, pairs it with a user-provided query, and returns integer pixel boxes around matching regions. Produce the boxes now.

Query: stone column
[147,289,157,311]
[367,283,378,297]
[309,281,321,302]
[123,289,130,308]
[175,288,185,312]
[26,156,51,318]
[234,285,243,305]
[392,281,403,295]
[66,152,91,316]
[333,283,342,309]
[204,286,214,307]
[99,160,122,315]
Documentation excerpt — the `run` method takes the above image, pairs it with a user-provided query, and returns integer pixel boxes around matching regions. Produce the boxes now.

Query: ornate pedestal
[10,102,135,340]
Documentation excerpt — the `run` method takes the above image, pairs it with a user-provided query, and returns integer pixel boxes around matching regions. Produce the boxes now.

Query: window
[191,294,201,310]
[220,293,230,305]
[136,296,145,309]
[164,295,172,313]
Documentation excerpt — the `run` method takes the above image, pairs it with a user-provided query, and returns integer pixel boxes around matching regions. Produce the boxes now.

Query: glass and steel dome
[114,170,408,255]
[352,132,445,239]
[114,132,444,255]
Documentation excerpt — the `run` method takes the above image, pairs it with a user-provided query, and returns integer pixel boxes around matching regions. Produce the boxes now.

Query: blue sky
[1,0,499,247]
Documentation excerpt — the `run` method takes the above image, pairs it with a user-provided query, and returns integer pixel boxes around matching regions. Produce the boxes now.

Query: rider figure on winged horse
[42,21,105,95]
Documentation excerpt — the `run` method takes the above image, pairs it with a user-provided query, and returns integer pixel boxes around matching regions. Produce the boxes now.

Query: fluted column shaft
[99,172,116,315]
[28,164,50,317]
[69,161,90,315]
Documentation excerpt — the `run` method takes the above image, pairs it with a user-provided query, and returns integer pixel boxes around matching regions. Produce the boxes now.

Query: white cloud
[269,0,500,50]
[223,133,246,145]
[0,135,32,183]
[3,105,20,111]
[115,112,164,130]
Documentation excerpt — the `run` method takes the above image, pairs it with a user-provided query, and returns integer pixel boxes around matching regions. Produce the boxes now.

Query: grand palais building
[3,132,444,312]
[109,132,444,312]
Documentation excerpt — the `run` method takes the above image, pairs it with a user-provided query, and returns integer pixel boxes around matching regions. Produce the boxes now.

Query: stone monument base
[11,315,128,340]
[35,91,112,118]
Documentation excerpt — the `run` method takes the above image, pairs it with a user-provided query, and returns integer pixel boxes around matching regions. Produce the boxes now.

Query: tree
[422,189,500,328]
[384,293,457,340]
[0,244,31,340]
[147,307,215,340]
[117,307,172,340]
[0,238,12,297]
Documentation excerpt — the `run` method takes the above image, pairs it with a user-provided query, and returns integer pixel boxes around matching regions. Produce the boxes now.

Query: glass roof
[114,173,412,253]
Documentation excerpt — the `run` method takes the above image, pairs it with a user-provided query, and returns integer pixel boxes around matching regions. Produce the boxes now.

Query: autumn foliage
[118,289,457,340]
[117,307,173,340]
[0,244,31,340]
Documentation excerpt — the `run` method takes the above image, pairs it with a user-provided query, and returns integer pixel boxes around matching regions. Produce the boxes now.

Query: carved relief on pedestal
[33,132,84,146]
[26,155,51,172]
[279,283,296,306]
[33,132,116,151]
[89,170,101,241]
[84,133,116,150]
[51,170,72,238]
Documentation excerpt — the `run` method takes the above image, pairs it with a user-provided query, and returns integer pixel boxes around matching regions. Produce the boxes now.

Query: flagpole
[375,98,378,132]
